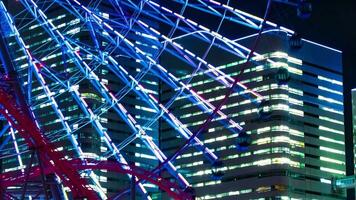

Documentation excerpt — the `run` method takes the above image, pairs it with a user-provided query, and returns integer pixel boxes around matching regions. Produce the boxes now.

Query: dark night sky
[237,1,356,120]
[238,1,356,87]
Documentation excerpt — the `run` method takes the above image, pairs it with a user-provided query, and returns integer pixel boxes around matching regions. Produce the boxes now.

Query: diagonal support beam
[20,150,35,200]
[36,150,50,200]
[0,2,107,198]
[19,0,195,191]
[68,0,245,135]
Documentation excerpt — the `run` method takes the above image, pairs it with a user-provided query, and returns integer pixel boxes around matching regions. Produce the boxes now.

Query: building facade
[0,2,347,200]
[160,31,345,199]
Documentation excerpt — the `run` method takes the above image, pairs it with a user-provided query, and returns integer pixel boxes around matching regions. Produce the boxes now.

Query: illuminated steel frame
[0,0,324,199]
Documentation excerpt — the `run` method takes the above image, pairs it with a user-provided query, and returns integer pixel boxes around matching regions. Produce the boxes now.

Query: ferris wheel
[0,0,310,199]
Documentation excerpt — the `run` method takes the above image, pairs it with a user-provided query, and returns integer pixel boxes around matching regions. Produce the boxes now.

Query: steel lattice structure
[0,0,298,199]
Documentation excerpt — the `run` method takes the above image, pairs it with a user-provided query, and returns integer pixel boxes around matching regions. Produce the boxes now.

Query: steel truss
[0,0,293,199]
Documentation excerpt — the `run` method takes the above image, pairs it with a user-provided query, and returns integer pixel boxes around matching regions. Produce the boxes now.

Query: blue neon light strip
[0,2,107,197]
[70,1,244,134]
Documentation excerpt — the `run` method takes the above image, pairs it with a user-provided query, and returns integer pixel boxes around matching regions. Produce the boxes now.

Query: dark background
[240,0,356,198]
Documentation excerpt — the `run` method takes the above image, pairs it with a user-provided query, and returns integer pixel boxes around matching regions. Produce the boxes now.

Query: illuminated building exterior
[161,32,345,199]
[0,1,347,199]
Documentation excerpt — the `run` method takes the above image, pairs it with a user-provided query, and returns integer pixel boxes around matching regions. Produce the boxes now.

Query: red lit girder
[0,87,191,199]
[0,87,99,199]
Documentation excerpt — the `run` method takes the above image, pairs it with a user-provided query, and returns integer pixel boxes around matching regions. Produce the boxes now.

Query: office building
[0,2,347,199]
[160,31,345,199]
